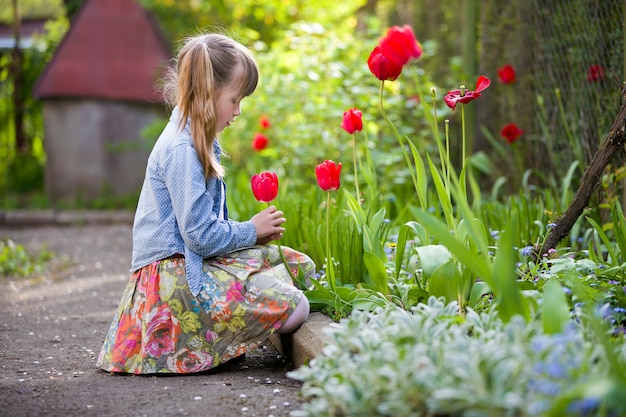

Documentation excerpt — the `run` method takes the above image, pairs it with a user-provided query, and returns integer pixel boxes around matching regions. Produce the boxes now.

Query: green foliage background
[0,0,64,23]
[0,0,623,215]
[0,11,68,205]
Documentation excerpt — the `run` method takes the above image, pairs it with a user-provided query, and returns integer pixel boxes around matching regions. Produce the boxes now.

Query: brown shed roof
[34,0,171,103]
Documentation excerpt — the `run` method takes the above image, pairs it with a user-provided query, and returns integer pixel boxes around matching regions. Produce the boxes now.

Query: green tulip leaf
[352,294,388,312]
[611,203,626,259]
[363,251,389,295]
[459,266,475,300]
[308,276,327,291]
[428,259,461,304]
[334,286,359,303]
[303,288,335,310]
[427,154,454,229]
[586,216,616,263]
[343,189,366,230]
[368,208,386,238]
[407,140,428,210]
[468,281,492,307]
[542,279,571,334]
[493,213,530,322]
[560,160,579,209]
[395,221,428,280]
[414,244,452,280]
[407,287,430,305]
[411,208,493,285]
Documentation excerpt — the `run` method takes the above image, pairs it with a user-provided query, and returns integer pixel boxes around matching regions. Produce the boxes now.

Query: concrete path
[0,211,330,417]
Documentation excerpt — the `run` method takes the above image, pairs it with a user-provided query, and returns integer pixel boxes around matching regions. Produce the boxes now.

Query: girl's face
[215,65,244,134]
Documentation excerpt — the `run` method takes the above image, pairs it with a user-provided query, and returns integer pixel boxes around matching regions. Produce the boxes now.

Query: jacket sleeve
[160,142,257,258]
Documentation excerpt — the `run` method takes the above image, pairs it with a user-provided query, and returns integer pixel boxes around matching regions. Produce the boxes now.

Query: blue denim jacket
[131,107,257,295]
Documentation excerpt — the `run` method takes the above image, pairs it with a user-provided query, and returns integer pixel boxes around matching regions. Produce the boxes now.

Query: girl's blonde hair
[163,33,259,179]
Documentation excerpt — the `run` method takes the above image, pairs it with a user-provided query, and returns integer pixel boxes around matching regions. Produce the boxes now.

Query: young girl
[97,33,315,374]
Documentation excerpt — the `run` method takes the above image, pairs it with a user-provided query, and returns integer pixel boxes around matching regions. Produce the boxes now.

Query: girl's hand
[250,205,286,245]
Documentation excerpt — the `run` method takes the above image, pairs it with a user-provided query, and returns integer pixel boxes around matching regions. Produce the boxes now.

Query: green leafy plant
[289,297,626,417]
[0,239,54,277]
[1,16,68,198]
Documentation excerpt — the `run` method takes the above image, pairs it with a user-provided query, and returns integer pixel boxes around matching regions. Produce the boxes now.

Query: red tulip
[341,108,363,134]
[251,171,278,203]
[368,46,403,81]
[501,123,524,144]
[259,115,271,129]
[497,64,516,84]
[378,25,422,67]
[443,75,492,110]
[315,160,342,191]
[587,65,604,82]
[252,133,268,151]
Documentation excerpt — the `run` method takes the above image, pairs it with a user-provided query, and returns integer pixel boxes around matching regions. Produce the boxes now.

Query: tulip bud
[341,108,363,134]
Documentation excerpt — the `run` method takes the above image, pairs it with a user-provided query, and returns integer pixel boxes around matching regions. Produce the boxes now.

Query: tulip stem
[325,191,336,291]
[277,241,309,291]
[265,202,303,289]
[326,191,330,258]
[460,104,469,204]
[352,133,360,203]
[277,241,299,284]
[431,87,449,192]
[461,104,466,165]
[379,81,419,197]
[414,68,446,191]
[445,119,451,201]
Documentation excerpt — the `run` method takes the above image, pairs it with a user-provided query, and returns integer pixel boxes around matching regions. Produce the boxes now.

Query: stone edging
[0,210,134,226]
[269,312,333,369]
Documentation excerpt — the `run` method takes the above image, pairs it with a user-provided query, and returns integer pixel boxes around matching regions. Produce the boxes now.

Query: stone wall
[42,98,165,202]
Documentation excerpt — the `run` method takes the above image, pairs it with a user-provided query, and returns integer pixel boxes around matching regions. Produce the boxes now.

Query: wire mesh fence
[481,0,623,188]
[401,0,624,192]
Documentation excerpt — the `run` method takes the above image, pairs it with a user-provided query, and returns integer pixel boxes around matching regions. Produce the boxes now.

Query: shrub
[0,239,54,277]
[289,297,626,417]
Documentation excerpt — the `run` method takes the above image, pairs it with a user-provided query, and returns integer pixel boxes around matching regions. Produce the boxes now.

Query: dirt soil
[0,223,305,417]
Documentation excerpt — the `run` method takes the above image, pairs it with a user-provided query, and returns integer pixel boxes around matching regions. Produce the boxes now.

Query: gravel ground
[0,223,305,417]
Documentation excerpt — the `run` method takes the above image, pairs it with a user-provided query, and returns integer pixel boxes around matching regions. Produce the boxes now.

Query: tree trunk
[537,85,626,257]
[11,0,26,152]
[355,0,378,31]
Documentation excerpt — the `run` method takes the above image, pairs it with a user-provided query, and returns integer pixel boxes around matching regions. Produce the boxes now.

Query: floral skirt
[97,245,315,374]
